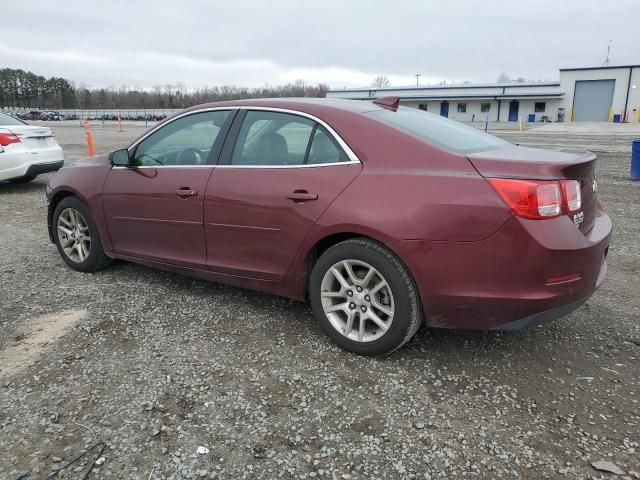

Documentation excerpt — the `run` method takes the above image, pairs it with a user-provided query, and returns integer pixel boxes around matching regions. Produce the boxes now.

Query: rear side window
[308,126,348,164]
[368,106,509,153]
[231,111,349,166]
[0,112,27,126]
[232,111,315,166]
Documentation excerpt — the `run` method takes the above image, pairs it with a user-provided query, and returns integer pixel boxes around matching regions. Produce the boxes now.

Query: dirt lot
[0,121,639,479]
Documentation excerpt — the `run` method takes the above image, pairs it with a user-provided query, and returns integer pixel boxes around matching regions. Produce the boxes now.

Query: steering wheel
[136,153,163,166]
[176,148,205,165]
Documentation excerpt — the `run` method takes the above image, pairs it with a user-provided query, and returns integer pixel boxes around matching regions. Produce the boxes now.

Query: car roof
[182,97,385,117]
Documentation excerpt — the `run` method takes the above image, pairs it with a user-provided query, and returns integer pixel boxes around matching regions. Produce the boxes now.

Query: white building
[326,65,640,123]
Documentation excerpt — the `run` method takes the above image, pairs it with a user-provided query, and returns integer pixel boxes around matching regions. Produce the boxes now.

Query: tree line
[0,68,329,110]
[0,68,76,109]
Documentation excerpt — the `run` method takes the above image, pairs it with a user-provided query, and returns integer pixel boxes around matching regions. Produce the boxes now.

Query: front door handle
[287,190,318,202]
[176,187,198,198]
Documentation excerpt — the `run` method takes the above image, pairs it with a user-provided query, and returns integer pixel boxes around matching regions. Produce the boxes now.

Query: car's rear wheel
[9,175,36,184]
[309,238,422,355]
[53,196,112,272]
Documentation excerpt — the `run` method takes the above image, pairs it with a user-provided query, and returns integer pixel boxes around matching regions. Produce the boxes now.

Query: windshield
[0,112,27,126]
[367,106,509,154]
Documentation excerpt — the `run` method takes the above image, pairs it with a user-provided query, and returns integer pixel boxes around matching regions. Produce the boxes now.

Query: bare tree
[497,72,511,83]
[371,75,391,88]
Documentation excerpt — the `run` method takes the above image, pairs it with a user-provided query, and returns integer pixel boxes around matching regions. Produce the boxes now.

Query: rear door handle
[176,187,198,198]
[287,190,318,202]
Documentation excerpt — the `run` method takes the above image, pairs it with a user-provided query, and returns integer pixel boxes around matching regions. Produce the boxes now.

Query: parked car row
[6,111,169,122]
[11,110,71,121]
[94,113,168,122]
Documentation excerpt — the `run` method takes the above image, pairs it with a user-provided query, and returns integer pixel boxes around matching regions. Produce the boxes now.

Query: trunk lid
[7,125,57,149]
[467,145,598,234]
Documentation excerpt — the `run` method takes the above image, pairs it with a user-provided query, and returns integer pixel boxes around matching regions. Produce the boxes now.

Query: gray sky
[3,0,638,89]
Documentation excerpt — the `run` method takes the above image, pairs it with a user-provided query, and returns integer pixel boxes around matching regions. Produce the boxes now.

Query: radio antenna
[603,40,611,67]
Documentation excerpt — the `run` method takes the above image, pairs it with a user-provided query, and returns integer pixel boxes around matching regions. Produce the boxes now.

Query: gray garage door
[572,79,615,121]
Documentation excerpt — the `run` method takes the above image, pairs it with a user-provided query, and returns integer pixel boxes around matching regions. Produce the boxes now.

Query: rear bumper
[24,160,65,177]
[0,147,64,181]
[493,296,589,331]
[390,211,612,330]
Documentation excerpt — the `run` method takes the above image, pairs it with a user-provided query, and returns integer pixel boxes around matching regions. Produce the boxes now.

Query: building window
[481,103,491,113]
[418,104,427,111]
[535,102,546,113]
[457,103,467,113]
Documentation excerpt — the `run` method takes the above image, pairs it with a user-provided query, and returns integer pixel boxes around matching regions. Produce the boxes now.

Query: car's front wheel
[53,196,112,272]
[309,238,422,355]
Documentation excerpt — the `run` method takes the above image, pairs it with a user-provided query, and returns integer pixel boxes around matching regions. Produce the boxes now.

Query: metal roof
[559,65,640,71]
[327,81,561,94]
[344,92,564,101]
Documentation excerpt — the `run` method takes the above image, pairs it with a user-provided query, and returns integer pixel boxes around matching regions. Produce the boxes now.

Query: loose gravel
[0,121,638,479]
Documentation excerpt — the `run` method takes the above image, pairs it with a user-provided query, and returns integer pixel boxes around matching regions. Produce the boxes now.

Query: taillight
[487,178,562,219]
[561,180,582,212]
[0,129,21,146]
[488,178,585,220]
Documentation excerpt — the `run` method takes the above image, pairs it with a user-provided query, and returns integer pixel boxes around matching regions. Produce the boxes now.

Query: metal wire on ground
[15,442,107,480]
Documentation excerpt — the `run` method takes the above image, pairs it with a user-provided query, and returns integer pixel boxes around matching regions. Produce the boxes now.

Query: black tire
[309,238,422,355]
[53,196,112,272]
[9,175,36,184]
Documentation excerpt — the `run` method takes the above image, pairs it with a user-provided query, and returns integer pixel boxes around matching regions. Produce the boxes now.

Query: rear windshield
[367,106,509,153]
[0,112,27,126]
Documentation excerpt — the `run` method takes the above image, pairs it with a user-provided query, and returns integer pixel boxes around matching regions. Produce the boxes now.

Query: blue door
[508,101,519,121]
[440,101,449,118]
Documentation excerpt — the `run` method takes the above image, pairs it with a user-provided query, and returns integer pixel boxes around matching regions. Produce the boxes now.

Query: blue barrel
[613,114,621,123]
[631,140,640,180]
[528,114,535,122]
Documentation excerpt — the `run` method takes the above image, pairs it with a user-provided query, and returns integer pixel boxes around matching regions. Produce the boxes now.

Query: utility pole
[414,73,421,86]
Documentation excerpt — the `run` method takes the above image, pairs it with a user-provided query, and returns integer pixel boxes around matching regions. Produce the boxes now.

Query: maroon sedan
[47,98,612,355]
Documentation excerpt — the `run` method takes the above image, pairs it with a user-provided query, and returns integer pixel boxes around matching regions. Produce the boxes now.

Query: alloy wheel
[320,259,395,343]
[57,207,91,263]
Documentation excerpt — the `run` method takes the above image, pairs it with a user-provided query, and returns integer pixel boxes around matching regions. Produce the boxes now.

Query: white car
[0,112,64,183]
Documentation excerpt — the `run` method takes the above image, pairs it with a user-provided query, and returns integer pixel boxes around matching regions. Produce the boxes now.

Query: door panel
[204,164,361,280]
[101,109,233,268]
[508,101,519,121]
[440,101,449,118]
[103,167,212,267]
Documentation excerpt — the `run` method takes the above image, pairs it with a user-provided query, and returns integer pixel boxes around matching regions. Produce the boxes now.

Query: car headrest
[256,133,288,163]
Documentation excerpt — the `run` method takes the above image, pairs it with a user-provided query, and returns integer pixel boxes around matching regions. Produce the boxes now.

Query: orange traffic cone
[85,129,95,158]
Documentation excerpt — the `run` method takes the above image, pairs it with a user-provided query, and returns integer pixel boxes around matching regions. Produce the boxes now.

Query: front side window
[133,110,230,166]
[457,103,467,113]
[368,106,509,154]
[535,102,546,112]
[481,103,491,113]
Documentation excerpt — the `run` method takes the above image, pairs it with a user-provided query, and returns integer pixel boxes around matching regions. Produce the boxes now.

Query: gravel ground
[0,121,639,479]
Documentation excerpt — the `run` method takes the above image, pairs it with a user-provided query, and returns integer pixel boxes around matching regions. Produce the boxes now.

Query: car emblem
[592,179,597,193]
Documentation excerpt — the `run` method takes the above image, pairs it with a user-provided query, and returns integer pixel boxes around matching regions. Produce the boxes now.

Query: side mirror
[110,148,131,167]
